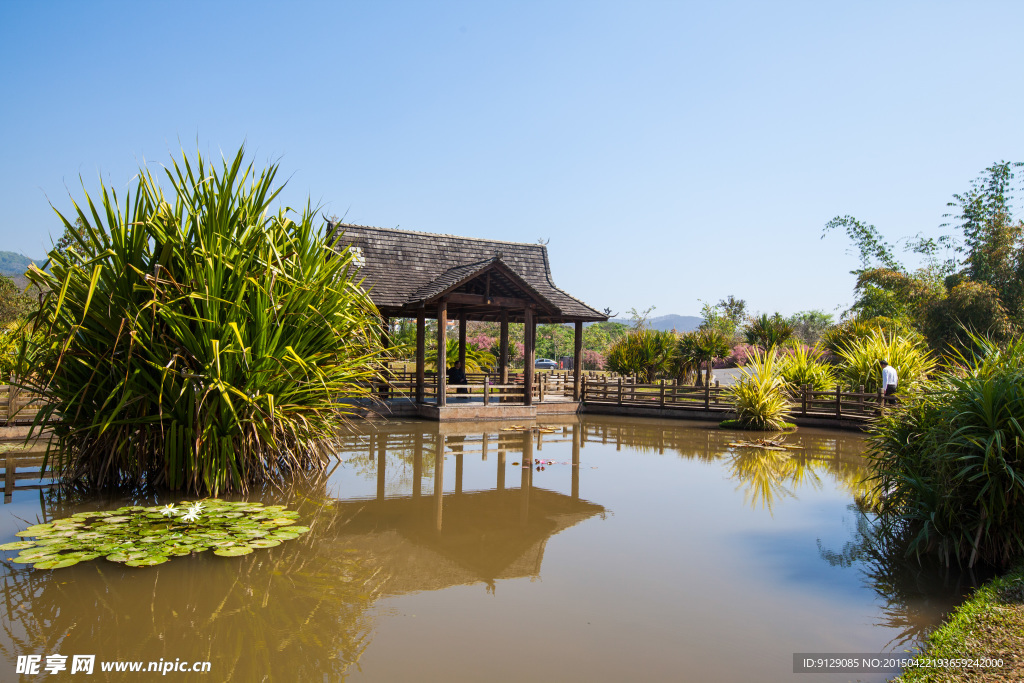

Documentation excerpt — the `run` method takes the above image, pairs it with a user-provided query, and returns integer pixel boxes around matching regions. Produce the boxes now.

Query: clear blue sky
[2,1,1022,318]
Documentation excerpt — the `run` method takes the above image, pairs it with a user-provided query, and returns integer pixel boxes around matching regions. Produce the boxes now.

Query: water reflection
[0,489,381,681]
[818,503,988,649]
[0,417,971,681]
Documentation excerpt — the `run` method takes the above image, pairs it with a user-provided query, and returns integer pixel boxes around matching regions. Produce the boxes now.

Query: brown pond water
[0,416,979,682]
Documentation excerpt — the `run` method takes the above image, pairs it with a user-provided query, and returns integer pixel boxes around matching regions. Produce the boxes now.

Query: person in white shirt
[880,360,898,400]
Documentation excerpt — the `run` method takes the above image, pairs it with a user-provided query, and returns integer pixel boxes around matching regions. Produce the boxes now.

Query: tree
[0,274,34,327]
[744,313,794,349]
[786,310,834,345]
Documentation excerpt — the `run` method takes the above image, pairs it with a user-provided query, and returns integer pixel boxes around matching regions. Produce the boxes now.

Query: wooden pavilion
[329,223,607,409]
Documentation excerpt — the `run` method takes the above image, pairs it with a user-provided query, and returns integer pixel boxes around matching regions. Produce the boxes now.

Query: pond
[0,416,979,681]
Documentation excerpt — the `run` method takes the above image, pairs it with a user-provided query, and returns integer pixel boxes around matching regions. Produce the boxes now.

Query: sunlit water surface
[0,416,979,682]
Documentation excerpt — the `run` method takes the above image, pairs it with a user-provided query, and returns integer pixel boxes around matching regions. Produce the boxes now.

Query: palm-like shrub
[778,345,836,392]
[426,340,496,373]
[867,336,1024,567]
[728,347,793,430]
[606,329,675,382]
[19,147,385,494]
[744,313,794,349]
[834,330,935,394]
[672,329,730,384]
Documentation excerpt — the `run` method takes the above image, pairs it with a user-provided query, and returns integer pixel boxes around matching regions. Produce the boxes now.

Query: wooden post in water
[835,384,842,418]
[455,453,463,495]
[801,385,808,416]
[497,449,506,491]
[412,432,423,498]
[858,385,865,416]
[415,310,425,403]
[4,455,13,502]
[617,377,623,405]
[434,436,445,531]
[660,380,666,408]
[376,435,386,500]
[483,377,490,406]
[571,425,580,500]
[520,431,533,526]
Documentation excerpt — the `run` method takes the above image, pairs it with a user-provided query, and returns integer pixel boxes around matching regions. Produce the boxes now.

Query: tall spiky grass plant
[778,345,836,392]
[729,347,793,430]
[835,330,935,394]
[18,147,385,494]
[867,335,1024,568]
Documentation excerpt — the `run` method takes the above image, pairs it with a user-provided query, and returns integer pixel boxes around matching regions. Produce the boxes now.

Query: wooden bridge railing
[581,377,888,422]
[0,385,43,426]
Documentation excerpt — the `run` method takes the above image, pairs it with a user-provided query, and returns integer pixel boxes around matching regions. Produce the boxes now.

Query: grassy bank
[893,566,1024,682]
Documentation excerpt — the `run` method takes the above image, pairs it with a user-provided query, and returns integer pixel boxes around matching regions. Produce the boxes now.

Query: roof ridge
[336,223,548,251]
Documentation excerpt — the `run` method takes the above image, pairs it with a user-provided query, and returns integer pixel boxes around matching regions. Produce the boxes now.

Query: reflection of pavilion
[332,423,605,593]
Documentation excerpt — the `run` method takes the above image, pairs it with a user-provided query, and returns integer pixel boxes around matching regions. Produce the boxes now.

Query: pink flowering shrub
[582,350,605,370]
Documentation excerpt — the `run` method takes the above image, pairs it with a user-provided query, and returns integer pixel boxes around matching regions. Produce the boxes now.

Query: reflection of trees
[818,503,985,649]
[0,486,387,682]
[727,450,819,512]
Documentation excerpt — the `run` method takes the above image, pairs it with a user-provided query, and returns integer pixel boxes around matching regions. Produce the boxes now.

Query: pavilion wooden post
[437,298,448,407]
[379,316,391,399]
[523,307,535,406]
[573,321,583,401]
[499,311,509,385]
[415,310,425,403]
[458,311,467,368]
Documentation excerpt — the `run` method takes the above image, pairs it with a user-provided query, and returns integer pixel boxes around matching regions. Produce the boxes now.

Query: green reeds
[778,345,836,392]
[835,330,935,394]
[867,335,1024,568]
[17,146,386,494]
[729,347,793,430]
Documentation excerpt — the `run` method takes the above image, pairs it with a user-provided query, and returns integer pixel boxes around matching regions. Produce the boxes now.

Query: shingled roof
[330,223,607,323]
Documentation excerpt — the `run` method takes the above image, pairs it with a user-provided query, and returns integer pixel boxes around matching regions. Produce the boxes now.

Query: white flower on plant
[188,501,205,514]
[160,504,177,517]
[181,509,200,523]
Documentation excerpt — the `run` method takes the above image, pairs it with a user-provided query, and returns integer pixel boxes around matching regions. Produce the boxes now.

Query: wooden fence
[581,376,889,422]
[0,385,42,426]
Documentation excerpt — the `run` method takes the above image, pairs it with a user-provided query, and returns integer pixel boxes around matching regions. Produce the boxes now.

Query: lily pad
[125,556,169,567]
[246,539,281,548]
[213,546,253,557]
[0,541,38,551]
[34,558,80,569]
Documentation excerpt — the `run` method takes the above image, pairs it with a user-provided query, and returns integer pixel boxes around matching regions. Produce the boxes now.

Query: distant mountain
[0,251,43,290]
[0,251,41,277]
[608,314,702,332]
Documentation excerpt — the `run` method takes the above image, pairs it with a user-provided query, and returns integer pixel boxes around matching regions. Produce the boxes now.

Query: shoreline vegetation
[893,566,1024,682]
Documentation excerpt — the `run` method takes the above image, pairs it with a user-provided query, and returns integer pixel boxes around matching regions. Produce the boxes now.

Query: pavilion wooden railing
[580,377,888,422]
[0,385,43,427]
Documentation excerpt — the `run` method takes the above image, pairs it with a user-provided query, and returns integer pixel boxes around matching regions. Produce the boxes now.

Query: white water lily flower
[160,504,177,517]
[181,509,200,523]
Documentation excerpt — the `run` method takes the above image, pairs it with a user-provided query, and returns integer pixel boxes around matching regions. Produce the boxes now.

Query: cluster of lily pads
[0,499,309,569]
